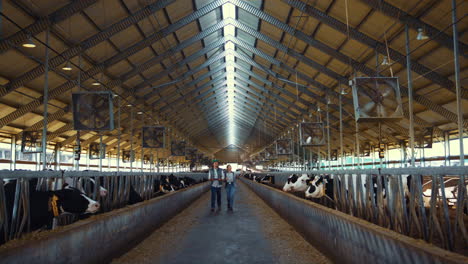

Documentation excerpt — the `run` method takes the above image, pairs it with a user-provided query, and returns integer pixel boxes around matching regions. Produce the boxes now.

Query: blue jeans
[211,186,221,209]
[225,183,235,208]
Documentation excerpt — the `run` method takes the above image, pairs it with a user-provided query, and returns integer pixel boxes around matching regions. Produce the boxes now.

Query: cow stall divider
[241,177,468,264]
[0,170,207,244]
[245,166,467,254]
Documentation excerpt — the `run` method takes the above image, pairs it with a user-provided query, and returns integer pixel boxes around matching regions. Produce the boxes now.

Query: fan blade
[362,101,376,113]
[380,86,394,97]
[381,98,398,113]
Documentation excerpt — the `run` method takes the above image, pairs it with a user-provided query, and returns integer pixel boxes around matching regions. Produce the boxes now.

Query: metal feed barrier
[242,177,468,264]
[248,166,468,253]
[0,171,207,243]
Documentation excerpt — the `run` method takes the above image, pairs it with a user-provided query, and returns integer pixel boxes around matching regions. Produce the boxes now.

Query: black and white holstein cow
[253,175,275,185]
[305,175,334,201]
[48,177,108,198]
[1,179,100,244]
[282,174,310,192]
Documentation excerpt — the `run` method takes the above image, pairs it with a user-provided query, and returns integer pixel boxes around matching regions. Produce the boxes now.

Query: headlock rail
[0,171,207,244]
[246,166,468,253]
[242,177,468,264]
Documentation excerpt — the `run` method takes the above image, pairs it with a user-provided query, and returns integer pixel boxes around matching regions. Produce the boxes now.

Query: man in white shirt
[207,160,225,212]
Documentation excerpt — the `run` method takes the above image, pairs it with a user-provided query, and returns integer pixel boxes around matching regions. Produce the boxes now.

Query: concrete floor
[111,182,331,264]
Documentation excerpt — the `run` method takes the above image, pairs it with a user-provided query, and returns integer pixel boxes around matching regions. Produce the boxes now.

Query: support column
[99,134,103,172]
[444,132,450,166]
[405,24,416,167]
[41,27,50,171]
[130,108,134,172]
[54,143,60,171]
[339,93,344,170]
[452,0,465,166]
[10,135,16,171]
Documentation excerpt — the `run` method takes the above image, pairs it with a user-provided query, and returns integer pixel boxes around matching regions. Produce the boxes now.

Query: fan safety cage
[72,91,114,131]
[276,139,293,155]
[21,131,42,153]
[299,122,326,146]
[196,153,203,161]
[143,154,153,164]
[122,150,135,163]
[142,126,165,148]
[185,148,197,160]
[331,149,338,161]
[352,77,403,122]
[89,142,106,159]
[415,127,434,148]
[360,142,371,157]
[265,146,277,160]
[171,141,186,156]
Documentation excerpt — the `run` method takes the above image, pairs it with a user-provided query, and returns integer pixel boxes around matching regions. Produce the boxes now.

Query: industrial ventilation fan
[331,149,338,161]
[351,77,403,122]
[142,126,165,148]
[415,127,434,148]
[360,142,371,157]
[21,131,42,153]
[265,146,277,160]
[197,153,203,162]
[185,148,197,161]
[259,151,266,161]
[72,91,114,131]
[122,150,135,163]
[202,157,211,166]
[171,141,186,156]
[89,142,106,159]
[299,122,326,146]
[276,139,292,155]
[143,154,152,164]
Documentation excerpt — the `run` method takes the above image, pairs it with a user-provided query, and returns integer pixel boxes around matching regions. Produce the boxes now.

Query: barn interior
[0,0,467,263]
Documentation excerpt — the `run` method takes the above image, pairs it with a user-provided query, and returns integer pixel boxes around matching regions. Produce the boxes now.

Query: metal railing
[247,166,468,253]
[0,171,207,244]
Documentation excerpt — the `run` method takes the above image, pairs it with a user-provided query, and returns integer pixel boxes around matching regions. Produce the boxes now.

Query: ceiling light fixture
[62,60,73,71]
[381,56,390,66]
[22,35,36,48]
[92,74,102,86]
[416,28,429,40]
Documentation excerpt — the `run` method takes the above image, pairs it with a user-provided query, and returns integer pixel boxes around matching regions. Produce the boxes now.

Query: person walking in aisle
[224,165,236,211]
[208,160,224,212]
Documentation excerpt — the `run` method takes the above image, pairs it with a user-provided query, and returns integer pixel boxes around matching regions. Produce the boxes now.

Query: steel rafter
[0,0,98,54]
[230,0,462,127]
[284,0,465,98]
[358,0,468,57]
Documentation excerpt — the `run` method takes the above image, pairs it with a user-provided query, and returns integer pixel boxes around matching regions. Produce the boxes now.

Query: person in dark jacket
[208,160,225,212]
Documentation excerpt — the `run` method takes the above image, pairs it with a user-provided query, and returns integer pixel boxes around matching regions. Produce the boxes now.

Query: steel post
[452,0,465,166]
[41,27,50,171]
[405,24,416,167]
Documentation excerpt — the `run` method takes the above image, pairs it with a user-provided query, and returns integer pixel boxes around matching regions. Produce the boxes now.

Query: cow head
[305,175,328,199]
[53,187,100,214]
[88,178,108,197]
[283,174,309,192]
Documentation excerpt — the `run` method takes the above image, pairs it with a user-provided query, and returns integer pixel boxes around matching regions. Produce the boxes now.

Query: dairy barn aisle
[111,181,331,264]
